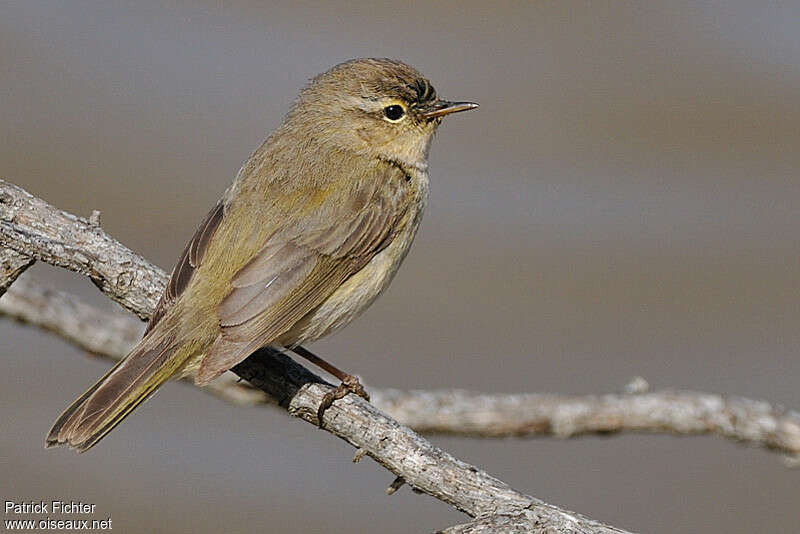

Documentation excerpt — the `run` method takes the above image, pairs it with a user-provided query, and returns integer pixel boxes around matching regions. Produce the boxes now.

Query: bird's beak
[421,100,479,120]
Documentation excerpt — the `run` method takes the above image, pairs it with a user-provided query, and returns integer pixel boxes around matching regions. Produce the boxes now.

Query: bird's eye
[383,105,405,122]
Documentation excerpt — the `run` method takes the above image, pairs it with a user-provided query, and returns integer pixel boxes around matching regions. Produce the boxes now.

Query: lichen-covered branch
[0,178,632,532]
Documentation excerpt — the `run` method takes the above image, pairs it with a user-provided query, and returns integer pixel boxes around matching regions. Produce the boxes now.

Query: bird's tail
[46,335,189,452]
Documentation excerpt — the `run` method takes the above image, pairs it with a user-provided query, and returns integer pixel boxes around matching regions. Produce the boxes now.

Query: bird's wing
[46,201,227,451]
[193,162,410,383]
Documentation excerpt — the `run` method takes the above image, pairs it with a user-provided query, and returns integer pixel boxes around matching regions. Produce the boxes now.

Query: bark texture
[3,178,798,532]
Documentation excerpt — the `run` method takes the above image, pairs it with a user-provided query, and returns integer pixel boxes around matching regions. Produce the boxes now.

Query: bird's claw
[317,374,369,427]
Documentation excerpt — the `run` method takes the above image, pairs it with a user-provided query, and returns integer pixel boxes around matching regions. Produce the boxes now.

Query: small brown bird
[47,58,477,452]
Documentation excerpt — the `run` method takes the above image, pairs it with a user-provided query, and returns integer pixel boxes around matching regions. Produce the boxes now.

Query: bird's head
[285,58,477,169]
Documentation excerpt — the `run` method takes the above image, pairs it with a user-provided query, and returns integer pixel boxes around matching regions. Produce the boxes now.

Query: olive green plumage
[47,58,477,452]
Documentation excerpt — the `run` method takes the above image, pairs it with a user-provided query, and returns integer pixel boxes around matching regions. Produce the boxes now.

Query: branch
[6,276,799,462]
[0,247,34,296]
[374,384,800,460]
[0,277,278,406]
[2,276,143,358]
[440,512,564,533]
[0,179,631,533]
[0,180,165,319]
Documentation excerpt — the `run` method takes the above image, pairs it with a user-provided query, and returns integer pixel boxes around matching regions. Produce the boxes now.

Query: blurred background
[2,1,798,532]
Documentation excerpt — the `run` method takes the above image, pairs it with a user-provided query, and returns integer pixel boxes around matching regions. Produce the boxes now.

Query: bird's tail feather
[46,336,187,452]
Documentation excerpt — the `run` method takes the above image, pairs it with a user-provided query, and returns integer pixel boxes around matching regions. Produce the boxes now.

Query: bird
[46,58,477,452]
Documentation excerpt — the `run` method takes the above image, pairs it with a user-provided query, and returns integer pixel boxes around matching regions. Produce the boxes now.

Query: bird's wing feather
[194,163,408,383]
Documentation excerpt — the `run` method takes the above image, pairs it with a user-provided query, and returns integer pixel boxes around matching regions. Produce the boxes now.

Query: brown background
[2,1,798,532]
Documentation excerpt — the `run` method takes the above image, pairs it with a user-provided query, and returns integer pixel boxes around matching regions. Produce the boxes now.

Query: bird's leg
[290,345,370,426]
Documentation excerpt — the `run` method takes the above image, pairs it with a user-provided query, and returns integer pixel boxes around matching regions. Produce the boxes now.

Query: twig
[5,276,798,461]
[0,178,632,532]
[2,276,143,357]
[0,179,166,319]
[372,388,800,459]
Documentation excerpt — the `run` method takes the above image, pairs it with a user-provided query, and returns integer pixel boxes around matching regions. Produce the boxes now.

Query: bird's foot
[317,374,370,427]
